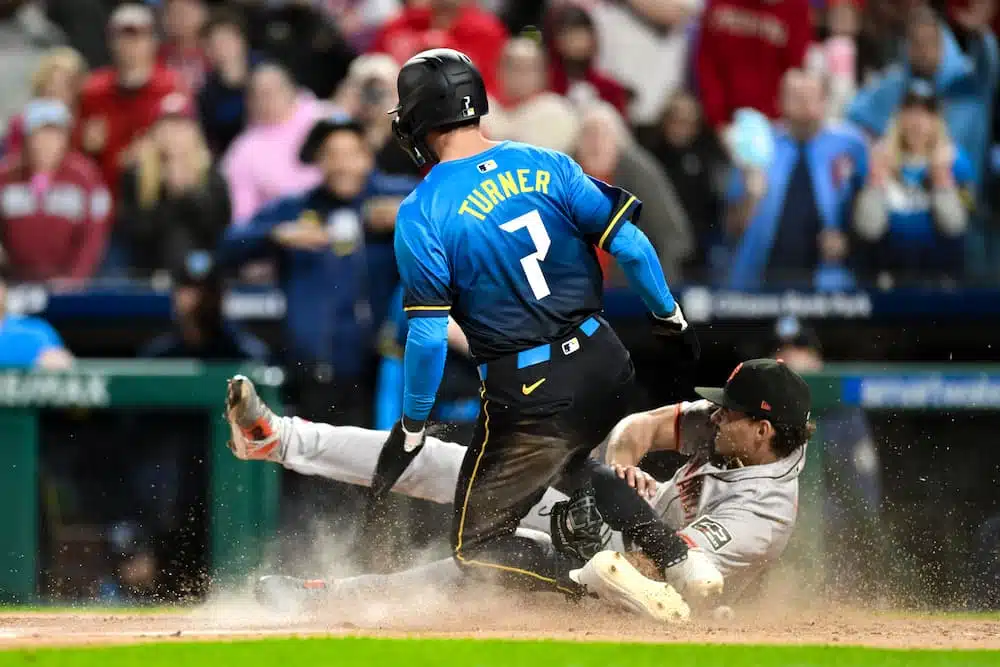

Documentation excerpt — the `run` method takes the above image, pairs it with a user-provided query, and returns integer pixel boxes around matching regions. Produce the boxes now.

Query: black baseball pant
[450,316,687,593]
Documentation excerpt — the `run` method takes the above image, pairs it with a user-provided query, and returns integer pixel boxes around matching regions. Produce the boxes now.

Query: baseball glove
[549,484,609,562]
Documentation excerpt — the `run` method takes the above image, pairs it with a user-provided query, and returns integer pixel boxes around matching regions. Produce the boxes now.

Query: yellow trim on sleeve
[403,305,451,313]
[598,195,636,250]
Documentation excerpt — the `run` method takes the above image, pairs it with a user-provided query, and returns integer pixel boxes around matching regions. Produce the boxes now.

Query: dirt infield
[1,592,998,651]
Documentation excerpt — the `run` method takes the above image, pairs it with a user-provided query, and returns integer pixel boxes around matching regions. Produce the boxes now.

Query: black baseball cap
[695,358,812,428]
[299,114,367,164]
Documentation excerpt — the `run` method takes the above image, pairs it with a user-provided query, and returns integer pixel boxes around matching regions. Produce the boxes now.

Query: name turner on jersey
[457,167,551,220]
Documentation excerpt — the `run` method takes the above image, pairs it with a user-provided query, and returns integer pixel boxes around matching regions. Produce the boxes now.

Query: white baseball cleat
[225,375,284,461]
[570,551,690,622]
[663,547,725,601]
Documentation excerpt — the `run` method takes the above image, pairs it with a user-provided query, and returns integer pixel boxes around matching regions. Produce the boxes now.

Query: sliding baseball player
[226,358,812,620]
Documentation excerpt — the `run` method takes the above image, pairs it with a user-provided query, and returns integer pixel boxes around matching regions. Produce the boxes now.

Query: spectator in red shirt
[695,0,812,130]
[75,3,186,198]
[158,0,210,92]
[0,100,111,284]
[369,0,507,94]
[544,4,631,115]
[4,47,87,157]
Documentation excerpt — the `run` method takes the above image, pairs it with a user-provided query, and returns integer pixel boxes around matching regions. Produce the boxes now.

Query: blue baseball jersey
[394,141,640,362]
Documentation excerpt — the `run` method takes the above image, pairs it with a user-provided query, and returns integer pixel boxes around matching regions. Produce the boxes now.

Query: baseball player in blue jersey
[356,48,720,620]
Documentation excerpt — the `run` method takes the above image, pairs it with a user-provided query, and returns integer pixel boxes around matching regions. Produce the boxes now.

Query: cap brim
[694,387,727,407]
[695,386,760,417]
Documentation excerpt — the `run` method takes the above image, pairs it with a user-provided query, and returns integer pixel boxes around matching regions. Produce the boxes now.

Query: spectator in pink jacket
[221,63,337,223]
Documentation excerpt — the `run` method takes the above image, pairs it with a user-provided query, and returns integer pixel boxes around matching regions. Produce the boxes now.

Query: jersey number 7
[500,209,551,300]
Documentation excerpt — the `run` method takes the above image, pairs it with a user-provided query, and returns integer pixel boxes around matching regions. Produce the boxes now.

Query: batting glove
[651,305,701,366]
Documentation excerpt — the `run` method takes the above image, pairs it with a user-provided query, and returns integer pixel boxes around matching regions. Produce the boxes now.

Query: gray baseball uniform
[270,405,802,599]
[650,406,804,600]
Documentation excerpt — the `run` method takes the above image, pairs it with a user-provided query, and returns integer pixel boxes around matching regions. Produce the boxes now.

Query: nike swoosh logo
[521,378,547,395]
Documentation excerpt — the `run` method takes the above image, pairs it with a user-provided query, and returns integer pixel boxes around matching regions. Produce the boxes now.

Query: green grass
[0,637,997,667]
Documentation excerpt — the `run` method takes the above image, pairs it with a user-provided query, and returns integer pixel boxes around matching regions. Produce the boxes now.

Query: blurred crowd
[0,0,999,294]
[0,0,997,398]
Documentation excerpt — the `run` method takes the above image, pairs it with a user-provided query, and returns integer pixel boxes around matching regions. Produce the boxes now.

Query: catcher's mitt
[549,484,609,562]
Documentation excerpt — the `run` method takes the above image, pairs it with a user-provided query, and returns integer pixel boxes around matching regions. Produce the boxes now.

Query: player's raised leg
[226,374,469,611]
[225,375,461,503]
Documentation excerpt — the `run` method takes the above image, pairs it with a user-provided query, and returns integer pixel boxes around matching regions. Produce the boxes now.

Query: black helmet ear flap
[391,117,427,167]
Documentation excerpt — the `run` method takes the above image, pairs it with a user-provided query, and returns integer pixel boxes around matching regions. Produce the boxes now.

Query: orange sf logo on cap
[727,362,744,384]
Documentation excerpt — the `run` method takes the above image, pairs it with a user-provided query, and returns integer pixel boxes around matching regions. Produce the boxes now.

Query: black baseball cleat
[254,575,332,615]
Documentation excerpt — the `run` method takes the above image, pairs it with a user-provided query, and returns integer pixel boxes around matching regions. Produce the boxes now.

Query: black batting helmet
[388,48,488,167]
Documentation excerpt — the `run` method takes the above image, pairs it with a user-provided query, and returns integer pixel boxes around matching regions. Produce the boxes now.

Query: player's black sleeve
[559,151,643,250]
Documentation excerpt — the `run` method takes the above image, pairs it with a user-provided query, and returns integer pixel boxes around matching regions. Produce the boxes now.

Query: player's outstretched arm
[401,317,449,433]
[606,399,719,466]
[394,209,453,435]
[605,403,683,467]
[607,222,678,319]
[558,153,695,359]
[608,223,700,365]
[362,204,453,513]
[558,153,679,319]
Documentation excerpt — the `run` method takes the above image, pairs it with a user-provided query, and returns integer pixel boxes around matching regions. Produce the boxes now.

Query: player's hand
[611,463,658,500]
[651,304,701,366]
[654,303,688,332]
[369,419,427,497]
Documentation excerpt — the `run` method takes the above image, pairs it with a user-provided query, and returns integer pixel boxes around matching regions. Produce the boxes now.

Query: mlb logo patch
[561,337,580,356]
[477,159,497,174]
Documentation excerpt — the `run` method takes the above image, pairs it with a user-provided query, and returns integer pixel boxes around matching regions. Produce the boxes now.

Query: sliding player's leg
[225,375,461,504]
